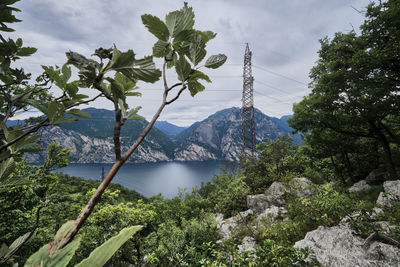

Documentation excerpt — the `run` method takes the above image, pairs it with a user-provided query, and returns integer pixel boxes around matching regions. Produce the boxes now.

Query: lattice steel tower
[241,43,256,161]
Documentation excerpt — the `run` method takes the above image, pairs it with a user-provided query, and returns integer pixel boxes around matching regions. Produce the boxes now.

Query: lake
[57,161,234,198]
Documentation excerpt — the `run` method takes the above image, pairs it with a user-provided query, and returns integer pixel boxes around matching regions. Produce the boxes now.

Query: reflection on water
[57,161,233,198]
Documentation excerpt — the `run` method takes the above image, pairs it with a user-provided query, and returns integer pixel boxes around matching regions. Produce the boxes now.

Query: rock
[264,182,288,206]
[218,210,253,240]
[288,177,314,196]
[294,224,400,267]
[365,169,389,185]
[348,180,371,193]
[247,194,270,212]
[255,206,288,224]
[247,182,289,212]
[376,180,400,207]
[373,221,398,235]
[214,213,224,224]
[238,236,256,254]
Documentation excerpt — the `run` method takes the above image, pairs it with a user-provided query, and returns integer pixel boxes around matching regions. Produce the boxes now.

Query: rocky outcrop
[294,179,400,267]
[174,143,218,161]
[376,180,400,207]
[216,210,254,241]
[294,223,400,267]
[238,236,256,254]
[288,177,313,196]
[348,180,371,193]
[26,126,172,163]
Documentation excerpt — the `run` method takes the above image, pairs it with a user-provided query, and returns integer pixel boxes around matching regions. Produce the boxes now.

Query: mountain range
[24,107,301,163]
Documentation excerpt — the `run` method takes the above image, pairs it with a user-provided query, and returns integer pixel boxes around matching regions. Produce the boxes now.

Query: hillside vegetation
[1,0,400,266]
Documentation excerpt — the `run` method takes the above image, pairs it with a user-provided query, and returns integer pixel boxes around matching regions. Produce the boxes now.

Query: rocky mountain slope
[26,107,300,163]
[26,108,174,163]
[174,107,301,161]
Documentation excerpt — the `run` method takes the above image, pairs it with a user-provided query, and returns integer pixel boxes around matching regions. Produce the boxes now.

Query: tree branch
[0,119,48,152]
[167,82,183,93]
[166,85,187,105]
[63,60,190,245]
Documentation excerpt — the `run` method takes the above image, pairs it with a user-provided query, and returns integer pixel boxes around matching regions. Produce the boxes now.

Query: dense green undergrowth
[1,136,399,266]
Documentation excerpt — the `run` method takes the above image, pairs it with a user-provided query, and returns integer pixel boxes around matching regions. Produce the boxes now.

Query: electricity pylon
[240,43,256,162]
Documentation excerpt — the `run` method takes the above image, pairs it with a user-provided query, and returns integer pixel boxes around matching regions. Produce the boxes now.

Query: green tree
[1,1,227,265]
[289,0,400,180]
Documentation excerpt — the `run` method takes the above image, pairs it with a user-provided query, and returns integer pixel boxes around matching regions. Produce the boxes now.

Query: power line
[254,80,292,94]
[253,64,307,85]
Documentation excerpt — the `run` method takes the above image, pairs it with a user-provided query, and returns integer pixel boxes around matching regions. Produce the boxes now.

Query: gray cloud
[9,0,367,125]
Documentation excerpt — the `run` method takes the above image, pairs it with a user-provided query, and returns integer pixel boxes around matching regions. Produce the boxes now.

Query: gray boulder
[376,180,400,207]
[217,209,253,240]
[238,236,256,254]
[255,205,288,224]
[247,182,289,212]
[349,180,371,193]
[264,182,288,206]
[288,177,314,196]
[294,224,400,267]
[246,194,270,213]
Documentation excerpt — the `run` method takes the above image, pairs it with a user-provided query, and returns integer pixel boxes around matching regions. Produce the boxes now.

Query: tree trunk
[369,121,398,180]
[113,101,122,161]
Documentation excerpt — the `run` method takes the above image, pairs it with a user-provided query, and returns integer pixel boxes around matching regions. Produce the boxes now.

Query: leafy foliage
[289,0,400,181]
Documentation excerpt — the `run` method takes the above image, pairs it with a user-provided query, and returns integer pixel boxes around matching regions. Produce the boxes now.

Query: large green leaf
[5,232,31,259]
[152,39,170,58]
[61,64,71,82]
[0,243,8,259]
[188,34,206,66]
[204,54,227,69]
[127,106,143,120]
[66,51,99,87]
[17,47,37,57]
[15,143,41,153]
[47,101,65,123]
[191,70,211,83]
[24,240,80,267]
[114,56,161,83]
[0,158,14,181]
[65,82,79,97]
[24,99,48,114]
[197,30,216,43]
[175,54,191,82]
[114,72,137,92]
[188,79,205,96]
[66,109,91,118]
[109,47,135,70]
[106,77,125,100]
[42,65,64,88]
[141,14,169,41]
[165,3,195,37]
[76,225,143,267]
[24,221,80,267]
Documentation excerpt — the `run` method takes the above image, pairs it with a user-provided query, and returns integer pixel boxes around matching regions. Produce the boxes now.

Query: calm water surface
[58,161,230,198]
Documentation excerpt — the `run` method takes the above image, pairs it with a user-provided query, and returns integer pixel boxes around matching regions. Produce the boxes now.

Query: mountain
[174,107,297,161]
[270,115,303,145]
[26,108,175,163]
[154,121,188,140]
[24,107,301,163]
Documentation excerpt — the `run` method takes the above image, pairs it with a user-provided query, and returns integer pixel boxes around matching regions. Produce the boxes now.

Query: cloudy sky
[9,0,367,126]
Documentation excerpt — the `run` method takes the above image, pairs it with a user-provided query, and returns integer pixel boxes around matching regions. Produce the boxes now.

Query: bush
[287,183,361,228]
[198,173,250,218]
